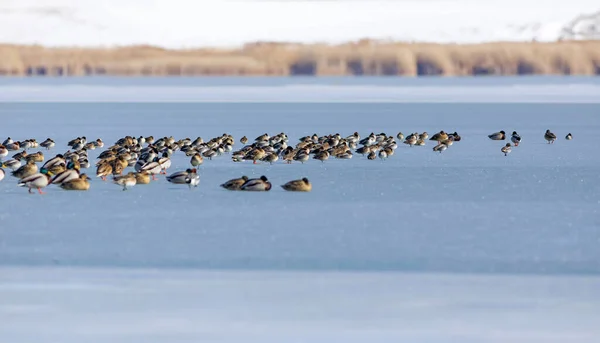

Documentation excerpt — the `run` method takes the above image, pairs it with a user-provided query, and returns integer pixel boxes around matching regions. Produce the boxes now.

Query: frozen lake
[1,77,599,342]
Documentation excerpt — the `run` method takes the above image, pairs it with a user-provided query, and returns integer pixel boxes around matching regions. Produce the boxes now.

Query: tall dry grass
[1,40,599,76]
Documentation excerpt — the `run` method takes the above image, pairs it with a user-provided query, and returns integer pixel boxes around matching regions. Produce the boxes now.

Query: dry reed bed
[1,40,600,76]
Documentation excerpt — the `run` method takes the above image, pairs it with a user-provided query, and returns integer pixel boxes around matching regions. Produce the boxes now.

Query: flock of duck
[0,129,571,194]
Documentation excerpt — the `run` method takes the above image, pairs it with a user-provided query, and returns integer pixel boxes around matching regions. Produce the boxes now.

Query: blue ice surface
[0,77,599,275]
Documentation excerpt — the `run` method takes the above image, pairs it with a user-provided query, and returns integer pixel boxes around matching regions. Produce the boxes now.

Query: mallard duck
[158,153,171,174]
[12,150,27,161]
[488,131,506,140]
[40,138,55,150]
[0,145,8,160]
[111,156,128,175]
[140,157,162,180]
[113,172,137,191]
[25,151,44,163]
[336,151,353,159]
[5,141,20,151]
[294,150,310,164]
[2,158,22,171]
[18,168,53,194]
[245,148,266,164]
[51,163,80,185]
[430,131,448,142]
[42,154,65,169]
[403,134,417,147]
[433,142,448,153]
[415,139,426,146]
[501,143,512,156]
[396,132,404,141]
[511,131,521,146]
[440,136,455,146]
[281,177,312,192]
[378,149,388,159]
[240,136,248,144]
[12,160,38,179]
[134,171,151,184]
[448,132,461,142]
[346,132,360,143]
[565,133,573,140]
[255,133,269,142]
[544,130,557,144]
[419,132,429,140]
[186,169,200,188]
[0,168,4,182]
[60,173,90,191]
[166,168,193,184]
[358,133,375,146]
[96,162,113,181]
[240,175,271,191]
[220,176,248,190]
[313,150,329,162]
[367,151,376,160]
[262,153,279,165]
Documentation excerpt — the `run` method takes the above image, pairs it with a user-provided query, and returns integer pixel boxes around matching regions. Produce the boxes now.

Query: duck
[403,134,417,147]
[94,138,104,148]
[419,132,429,140]
[158,152,172,174]
[25,151,44,163]
[240,175,272,191]
[186,169,200,188]
[2,137,13,146]
[60,173,91,191]
[0,145,8,160]
[378,149,388,160]
[111,156,128,175]
[240,136,248,144]
[262,153,279,165]
[281,177,312,192]
[430,131,448,142]
[132,171,149,184]
[396,132,405,141]
[245,148,266,164]
[113,172,137,191]
[544,129,557,144]
[140,157,162,180]
[447,132,461,142]
[5,141,20,151]
[51,161,80,185]
[96,162,113,181]
[313,150,329,162]
[2,158,22,171]
[367,151,376,160]
[190,153,203,167]
[42,154,66,169]
[0,168,4,182]
[488,130,506,140]
[166,168,194,184]
[293,150,310,164]
[501,143,512,156]
[40,138,55,150]
[12,160,38,179]
[565,133,573,140]
[220,176,249,190]
[510,131,521,146]
[433,142,448,153]
[12,151,29,162]
[18,168,53,194]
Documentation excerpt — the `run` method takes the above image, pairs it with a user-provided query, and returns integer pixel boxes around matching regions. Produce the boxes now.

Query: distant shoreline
[1,40,599,77]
